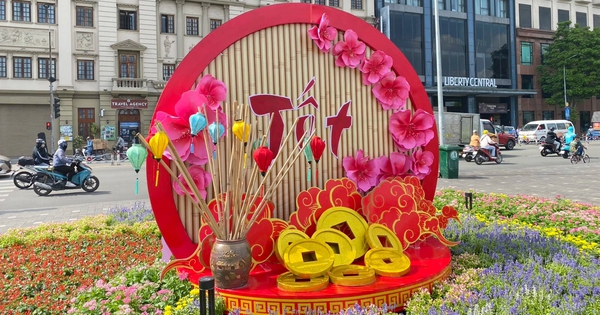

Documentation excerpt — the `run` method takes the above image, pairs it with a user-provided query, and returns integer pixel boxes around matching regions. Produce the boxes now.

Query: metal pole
[563,65,567,107]
[47,5,55,153]
[434,0,444,146]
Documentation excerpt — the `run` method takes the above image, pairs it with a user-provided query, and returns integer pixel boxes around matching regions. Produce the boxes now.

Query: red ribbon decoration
[253,146,275,176]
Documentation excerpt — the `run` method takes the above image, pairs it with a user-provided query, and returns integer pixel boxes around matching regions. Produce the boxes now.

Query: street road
[1,141,600,234]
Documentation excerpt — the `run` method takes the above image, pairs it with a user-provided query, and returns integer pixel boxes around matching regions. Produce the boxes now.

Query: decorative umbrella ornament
[310,136,326,185]
[208,122,225,159]
[126,144,148,194]
[189,112,207,154]
[303,137,314,182]
[149,131,169,186]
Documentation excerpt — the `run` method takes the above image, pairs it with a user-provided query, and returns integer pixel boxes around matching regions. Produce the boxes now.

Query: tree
[537,21,600,116]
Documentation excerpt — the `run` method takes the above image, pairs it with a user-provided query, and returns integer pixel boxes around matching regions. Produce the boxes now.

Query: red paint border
[148,4,439,259]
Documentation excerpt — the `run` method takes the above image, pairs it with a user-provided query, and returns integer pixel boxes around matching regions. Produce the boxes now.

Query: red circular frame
[148,4,439,259]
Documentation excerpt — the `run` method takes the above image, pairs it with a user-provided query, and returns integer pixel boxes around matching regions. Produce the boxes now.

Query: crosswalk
[0,179,14,202]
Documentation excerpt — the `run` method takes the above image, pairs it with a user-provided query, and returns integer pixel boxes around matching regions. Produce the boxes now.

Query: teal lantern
[126,144,148,194]
[208,122,225,159]
[189,113,207,154]
[303,137,314,182]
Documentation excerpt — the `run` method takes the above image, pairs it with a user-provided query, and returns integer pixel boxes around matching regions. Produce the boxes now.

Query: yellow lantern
[149,131,170,186]
[232,120,251,144]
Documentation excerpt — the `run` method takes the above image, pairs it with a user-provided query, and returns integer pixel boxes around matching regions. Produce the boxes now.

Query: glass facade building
[378,0,532,127]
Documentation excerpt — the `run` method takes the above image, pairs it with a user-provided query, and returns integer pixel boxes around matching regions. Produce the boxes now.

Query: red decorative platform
[216,238,450,314]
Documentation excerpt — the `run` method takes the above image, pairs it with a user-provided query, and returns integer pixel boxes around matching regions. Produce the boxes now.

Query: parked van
[519,120,574,142]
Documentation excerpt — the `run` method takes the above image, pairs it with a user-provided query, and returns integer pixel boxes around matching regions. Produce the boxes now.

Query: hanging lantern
[126,144,148,194]
[303,137,314,183]
[232,120,251,144]
[149,131,170,187]
[189,113,207,154]
[252,139,269,150]
[310,136,326,186]
[253,146,275,176]
[208,122,225,145]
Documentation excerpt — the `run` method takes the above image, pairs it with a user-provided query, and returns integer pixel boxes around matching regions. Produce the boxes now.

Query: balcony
[593,0,600,6]
[576,0,591,4]
[111,78,149,96]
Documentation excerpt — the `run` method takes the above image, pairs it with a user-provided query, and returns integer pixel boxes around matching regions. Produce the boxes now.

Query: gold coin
[283,239,335,279]
[276,229,309,262]
[364,248,411,277]
[328,265,376,286]
[366,223,402,252]
[316,207,369,259]
[312,228,356,267]
[277,272,330,292]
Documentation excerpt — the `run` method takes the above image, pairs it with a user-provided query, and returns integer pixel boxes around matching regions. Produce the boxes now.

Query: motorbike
[474,144,502,165]
[539,141,561,157]
[558,144,571,159]
[32,159,100,196]
[12,165,46,189]
[461,146,477,162]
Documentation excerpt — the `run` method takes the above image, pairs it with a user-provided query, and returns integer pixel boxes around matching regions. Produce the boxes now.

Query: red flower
[372,72,410,111]
[389,109,435,151]
[195,75,227,111]
[332,30,366,68]
[308,13,338,53]
[342,149,380,193]
[410,147,435,180]
[360,51,393,85]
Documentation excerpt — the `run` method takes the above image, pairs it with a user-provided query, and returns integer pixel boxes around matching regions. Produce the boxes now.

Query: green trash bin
[439,145,460,179]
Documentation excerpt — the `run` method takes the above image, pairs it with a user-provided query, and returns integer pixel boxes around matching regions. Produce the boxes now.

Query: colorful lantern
[232,120,251,144]
[310,136,326,185]
[208,122,225,145]
[126,144,148,194]
[253,146,275,176]
[149,131,170,186]
[303,137,314,182]
[189,113,207,154]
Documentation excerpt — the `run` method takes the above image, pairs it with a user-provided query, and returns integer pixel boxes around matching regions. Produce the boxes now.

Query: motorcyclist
[53,139,76,187]
[32,139,51,166]
[564,126,576,147]
[480,130,497,158]
[545,127,560,152]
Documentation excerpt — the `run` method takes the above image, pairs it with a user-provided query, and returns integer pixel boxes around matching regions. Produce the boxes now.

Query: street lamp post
[563,54,578,109]
[434,0,444,146]
[45,4,56,153]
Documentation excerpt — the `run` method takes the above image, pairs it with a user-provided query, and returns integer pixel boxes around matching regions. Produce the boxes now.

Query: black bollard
[465,192,473,210]
[199,277,216,315]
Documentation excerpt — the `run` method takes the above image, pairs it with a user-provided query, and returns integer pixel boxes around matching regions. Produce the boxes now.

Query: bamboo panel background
[172,24,414,243]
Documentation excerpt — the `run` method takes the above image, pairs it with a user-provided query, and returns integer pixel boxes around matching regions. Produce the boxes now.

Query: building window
[389,11,423,75]
[300,0,311,2]
[496,0,507,18]
[38,3,55,24]
[119,54,137,78]
[595,15,600,29]
[163,64,175,81]
[0,0,6,20]
[542,111,554,120]
[77,60,94,80]
[0,56,6,77]
[78,108,95,138]
[541,43,549,64]
[518,4,531,27]
[161,14,174,33]
[329,0,339,7]
[13,57,32,78]
[521,75,534,98]
[539,7,551,30]
[576,12,587,28]
[13,1,31,22]
[38,58,56,79]
[186,17,199,35]
[475,22,509,79]
[76,6,93,27]
[315,0,325,4]
[210,19,222,31]
[520,42,533,65]
[119,10,137,30]
[401,0,421,5]
[434,17,467,77]
[558,9,569,23]
[452,0,465,12]
[523,111,534,125]
[475,0,489,16]
[351,0,362,9]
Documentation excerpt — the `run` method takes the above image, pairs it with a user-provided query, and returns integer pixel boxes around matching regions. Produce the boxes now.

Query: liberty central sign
[443,77,497,88]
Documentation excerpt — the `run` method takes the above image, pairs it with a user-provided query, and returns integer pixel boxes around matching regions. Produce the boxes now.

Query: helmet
[473,129,478,134]
[550,127,555,131]
[36,138,45,145]
[483,130,488,135]
[58,139,68,150]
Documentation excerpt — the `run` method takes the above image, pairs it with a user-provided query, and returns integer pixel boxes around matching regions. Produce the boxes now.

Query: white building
[0,0,376,157]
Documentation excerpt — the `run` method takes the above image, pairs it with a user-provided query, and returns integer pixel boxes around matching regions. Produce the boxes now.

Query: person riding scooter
[53,139,77,187]
[32,139,51,166]
[470,130,480,148]
[480,130,497,159]
[545,127,561,152]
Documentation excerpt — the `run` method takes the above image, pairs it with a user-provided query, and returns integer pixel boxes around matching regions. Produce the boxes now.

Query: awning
[425,86,537,97]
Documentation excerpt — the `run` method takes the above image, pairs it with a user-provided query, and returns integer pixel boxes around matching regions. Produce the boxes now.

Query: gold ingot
[366,223,402,252]
[328,265,376,287]
[312,228,356,267]
[277,272,330,292]
[283,239,335,279]
[364,248,411,277]
[276,229,309,262]
[316,207,369,259]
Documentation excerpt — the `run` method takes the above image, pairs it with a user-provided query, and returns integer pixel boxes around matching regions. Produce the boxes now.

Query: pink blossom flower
[343,149,380,193]
[195,75,227,111]
[410,147,434,179]
[389,109,435,150]
[360,51,393,85]
[332,30,366,68]
[173,166,212,201]
[375,152,410,182]
[372,72,410,111]
[177,270,190,280]
[308,13,338,53]
[123,296,131,304]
